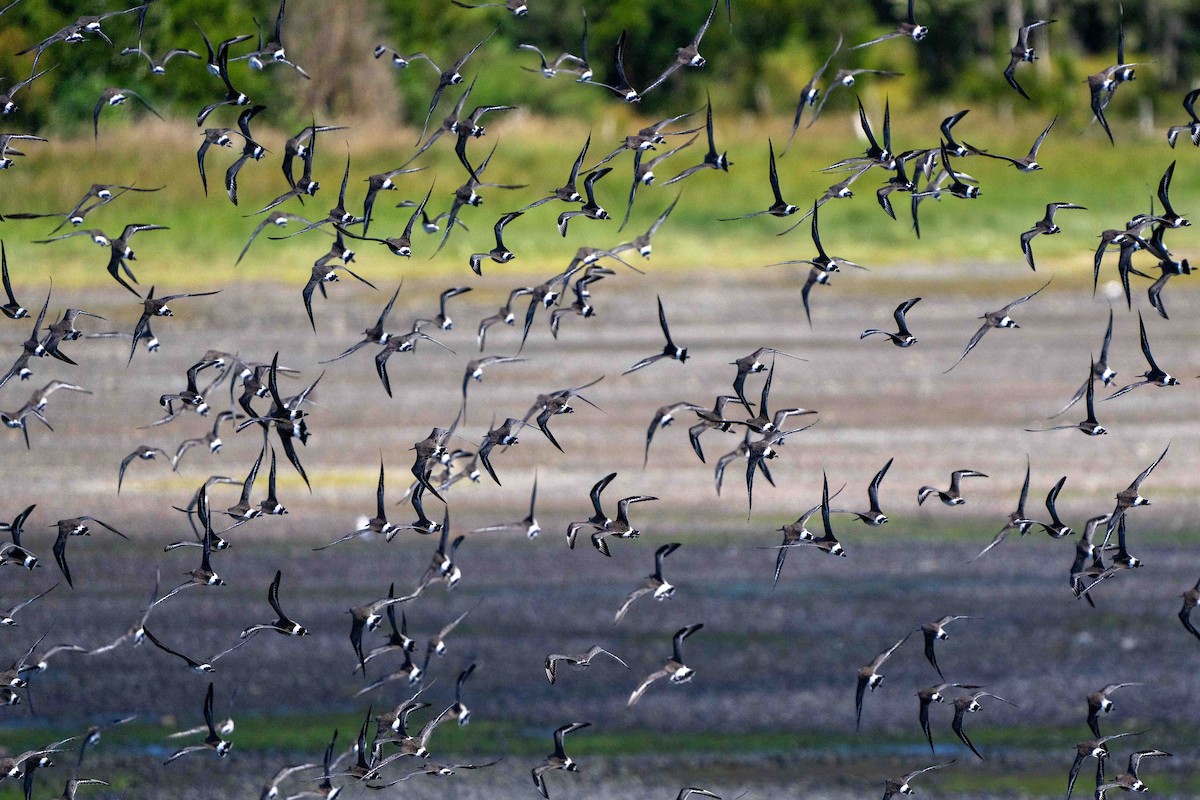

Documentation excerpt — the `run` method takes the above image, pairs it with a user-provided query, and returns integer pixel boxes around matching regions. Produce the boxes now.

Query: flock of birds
[0,0,1198,799]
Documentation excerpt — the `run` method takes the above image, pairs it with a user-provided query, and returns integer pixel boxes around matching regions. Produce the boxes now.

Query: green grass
[4,714,1199,798]
[0,712,1189,758]
[1,106,1192,296]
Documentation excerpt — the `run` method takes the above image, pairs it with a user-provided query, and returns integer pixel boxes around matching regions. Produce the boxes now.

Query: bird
[556,167,612,237]
[1067,733,1145,800]
[1104,313,1179,400]
[881,761,955,800]
[760,495,828,586]
[217,444,265,523]
[151,492,225,607]
[322,282,405,363]
[472,474,540,538]
[447,662,476,725]
[809,68,902,127]
[76,714,137,768]
[662,94,731,184]
[1085,12,1139,146]
[614,542,682,623]
[1106,443,1169,536]
[618,137,693,231]
[639,0,718,96]
[427,605,475,658]
[128,286,221,364]
[196,33,254,125]
[51,516,129,588]
[2,380,94,449]
[520,134,591,211]
[0,503,40,570]
[348,586,422,675]
[11,179,164,230]
[236,0,308,76]
[566,471,617,547]
[1087,683,1142,738]
[951,690,1018,760]
[1037,477,1073,537]
[476,417,526,486]
[591,495,658,557]
[917,682,980,754]
[417,29,496,141]
[120,45,200,74]
[258,761,319,800]
[239,570,309,637]
[856,631,911,731]
[580,29,640,103]
[936,143,980,199]
[366,757,503,787]
[1020,203,1086,271]
[783,34,843,152]
[1003,19,1055,100]
[0,242,26,319]
[918,470,987,506]
[353,646,433,694]
[719,140,798,220]
[510,374,602,452]
[861,298,920,347]
[142,626,245,673]
[1098,750,1173,794]
[86,572,159,656]
[1177,575,1200,641]
[921,615,975,680]
[1052,309,1118,418]
[41,306,105,364]
[1155,160,1190,229]
[93,87,163,141]
[728,347,804,414]
[624,295,688,374]
[828,97,896,171]
[355,598,415,673]
[0,583,57,627]
[966,114,1057,171]
[852,0,929,49]
[545,645,629,684]
[468,211,523,275]
[431,285,473,331]
[116,445,169,493]
[628,623,703,707]
[771,200,868,276]
[0,67,54,116]
[163,683,231,763]
[452,0,530,15]
[1166,87,1200,148]
[1026,364,1107,436]
[531,722,590,799]
[944,279,1050,372]
[518,43,583,77]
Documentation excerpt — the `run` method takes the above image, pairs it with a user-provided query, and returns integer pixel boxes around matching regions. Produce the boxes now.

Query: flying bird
[531,722,591,799]
[624,296,689,374]
[544,645,628,684]
[628,623,703,707]
[856,630,911,731]
[861,298,920,347]
[944,279,1051,373]
[1004,19,1055,100]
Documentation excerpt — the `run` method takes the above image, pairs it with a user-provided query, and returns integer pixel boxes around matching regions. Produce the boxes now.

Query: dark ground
[1,264,1199,798]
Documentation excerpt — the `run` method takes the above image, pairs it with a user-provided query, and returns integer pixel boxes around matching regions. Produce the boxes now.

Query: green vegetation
[0,2,1195,296]
[3,714,1198,799]
[3,0,1200,128]
[1,108,1193,296]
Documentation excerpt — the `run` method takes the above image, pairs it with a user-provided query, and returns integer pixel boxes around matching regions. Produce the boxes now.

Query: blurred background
[2,0,1199,131]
